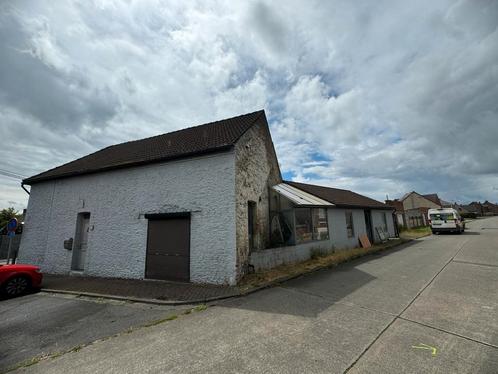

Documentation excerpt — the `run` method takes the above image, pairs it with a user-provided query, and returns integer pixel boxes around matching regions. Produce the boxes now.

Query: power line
[0,168,27,180]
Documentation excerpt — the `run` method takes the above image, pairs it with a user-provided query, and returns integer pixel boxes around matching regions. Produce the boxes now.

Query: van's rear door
[430,212,457,229]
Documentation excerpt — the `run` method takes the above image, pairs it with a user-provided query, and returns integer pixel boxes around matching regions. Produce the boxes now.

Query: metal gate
[145,214,190,282]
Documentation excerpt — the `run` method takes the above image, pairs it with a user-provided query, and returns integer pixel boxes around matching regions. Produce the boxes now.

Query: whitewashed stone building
[19,110,395,285]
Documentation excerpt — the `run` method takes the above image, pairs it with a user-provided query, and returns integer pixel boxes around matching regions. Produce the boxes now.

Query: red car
[0,264,43,297]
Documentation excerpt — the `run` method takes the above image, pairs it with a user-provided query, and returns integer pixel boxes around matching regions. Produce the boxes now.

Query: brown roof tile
[286,181,392,210]
[422,193,442,206]
[385,199,404,211]
[24,110,265,184]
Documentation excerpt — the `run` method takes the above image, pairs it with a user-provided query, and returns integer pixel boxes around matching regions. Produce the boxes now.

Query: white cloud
[0,0,497,209]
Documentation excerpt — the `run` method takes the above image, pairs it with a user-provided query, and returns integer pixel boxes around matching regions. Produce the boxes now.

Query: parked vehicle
[428,208,465,234]
[0,264,43,297]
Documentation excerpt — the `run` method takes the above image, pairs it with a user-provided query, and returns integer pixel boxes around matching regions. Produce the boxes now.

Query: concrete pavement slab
[283,237,464,315]
[14,287,394,374]
[348,318,498,374]
[402,261,498,346]
[453,231,498,267]
[0,293,184,372]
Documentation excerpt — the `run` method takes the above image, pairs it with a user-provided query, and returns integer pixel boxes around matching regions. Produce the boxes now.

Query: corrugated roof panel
[272,183,333,207]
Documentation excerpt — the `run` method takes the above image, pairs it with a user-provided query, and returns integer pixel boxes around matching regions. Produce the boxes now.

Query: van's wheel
[1,276,31,297]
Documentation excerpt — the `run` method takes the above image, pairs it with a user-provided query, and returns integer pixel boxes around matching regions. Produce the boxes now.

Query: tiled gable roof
[24,110,265,184]
[286,181,392,210]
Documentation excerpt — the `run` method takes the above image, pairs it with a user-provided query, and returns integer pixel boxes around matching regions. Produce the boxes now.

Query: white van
[428,208,465,234]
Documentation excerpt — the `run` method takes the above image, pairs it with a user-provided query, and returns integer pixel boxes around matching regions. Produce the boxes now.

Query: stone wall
[234,116,281,280]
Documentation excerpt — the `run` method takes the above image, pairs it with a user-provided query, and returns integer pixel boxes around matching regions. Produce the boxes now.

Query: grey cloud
[247,2,288,55]
[0,11,119,131]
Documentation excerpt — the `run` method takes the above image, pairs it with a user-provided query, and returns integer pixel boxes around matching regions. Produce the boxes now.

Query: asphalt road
[6,217,498,373]
[0,294,185,372]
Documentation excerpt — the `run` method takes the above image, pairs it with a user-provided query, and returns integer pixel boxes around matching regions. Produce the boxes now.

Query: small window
[345,211,354,238]
[312,208,329,240]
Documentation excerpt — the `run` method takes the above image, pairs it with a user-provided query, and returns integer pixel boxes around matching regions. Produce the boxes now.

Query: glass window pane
[295,208,313,243]
[312,208,329,240]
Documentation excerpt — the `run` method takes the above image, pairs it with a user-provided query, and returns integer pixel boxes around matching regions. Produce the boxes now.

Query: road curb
[40,288,242,306]
[41,238,416,306]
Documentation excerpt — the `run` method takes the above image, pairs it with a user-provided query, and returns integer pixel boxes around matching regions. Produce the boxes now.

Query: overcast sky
[1,0,498,211]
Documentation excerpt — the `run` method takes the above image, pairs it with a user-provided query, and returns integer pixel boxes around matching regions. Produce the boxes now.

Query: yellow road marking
[412,343,437,356]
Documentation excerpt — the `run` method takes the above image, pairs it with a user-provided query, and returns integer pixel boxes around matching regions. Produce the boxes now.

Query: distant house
[388,191,444,228]
[19,110,396,285]
[464,202,485,216]
[482,201,498,215]
[452,203,469,214]
[462,201,498,216]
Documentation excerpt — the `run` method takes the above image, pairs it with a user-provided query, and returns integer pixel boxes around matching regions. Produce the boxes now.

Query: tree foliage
[0,207,22,230]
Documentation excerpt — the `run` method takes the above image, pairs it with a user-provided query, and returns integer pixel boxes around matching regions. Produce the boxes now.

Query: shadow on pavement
[222,241,420,317]
[223,267,376,318]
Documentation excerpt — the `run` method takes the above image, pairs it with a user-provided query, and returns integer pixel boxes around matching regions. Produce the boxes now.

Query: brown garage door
[145,214,190,281]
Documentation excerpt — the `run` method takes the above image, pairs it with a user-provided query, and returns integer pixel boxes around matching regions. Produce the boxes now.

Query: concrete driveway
[5,217,498,373]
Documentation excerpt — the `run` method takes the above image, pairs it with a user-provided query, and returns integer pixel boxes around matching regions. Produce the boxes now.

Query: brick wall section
[234,119,281,280]
[18,152,237,285]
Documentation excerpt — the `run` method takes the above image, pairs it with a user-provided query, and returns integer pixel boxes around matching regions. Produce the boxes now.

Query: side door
[72,213,90,271]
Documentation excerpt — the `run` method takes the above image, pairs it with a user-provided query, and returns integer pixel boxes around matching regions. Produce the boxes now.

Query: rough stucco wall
[403,193,440,210]
[328,208,367,249]
[371,209,396,242]
[234,119,281,280]
[18,152,237,285]
[18,182,55,265]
